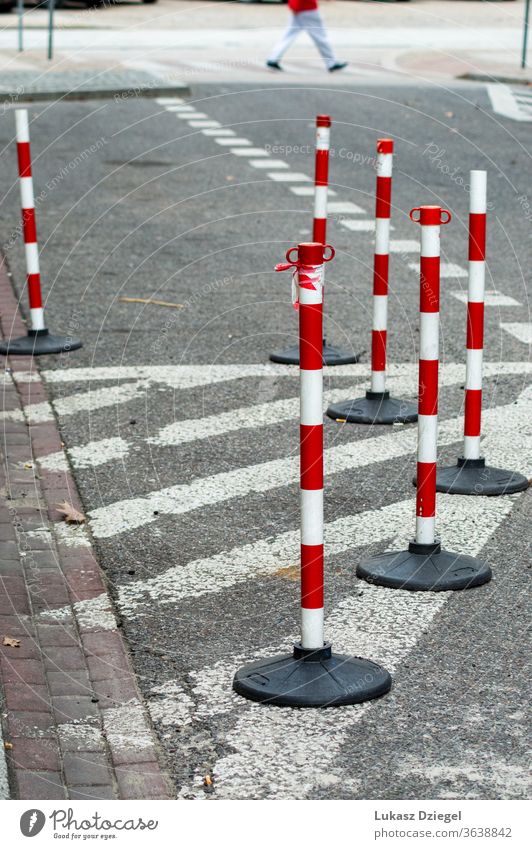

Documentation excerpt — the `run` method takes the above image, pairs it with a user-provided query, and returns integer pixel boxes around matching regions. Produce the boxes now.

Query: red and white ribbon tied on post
[275,244,334,310]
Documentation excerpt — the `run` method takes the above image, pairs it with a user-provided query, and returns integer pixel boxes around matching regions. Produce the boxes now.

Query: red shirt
[289,0,318,13]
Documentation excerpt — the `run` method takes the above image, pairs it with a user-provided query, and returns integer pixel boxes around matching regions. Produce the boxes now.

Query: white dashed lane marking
[452,290,521,306]
[501,322,532,344]
[86,384,532,540]
[341,219,376,232]
[408,261,467,278]
[327,201,365,214]
[267,172,312,182]
[229,147,269,157]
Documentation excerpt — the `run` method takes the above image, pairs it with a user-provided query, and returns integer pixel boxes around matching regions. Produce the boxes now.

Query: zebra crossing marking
[501,322,532,345]
[176,492,515,799]
[87,384,531,540]
[452,290,521,307]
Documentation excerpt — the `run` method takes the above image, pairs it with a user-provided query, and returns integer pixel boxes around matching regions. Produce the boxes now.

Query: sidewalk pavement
[0,256,174,800]
[0,0,530,88]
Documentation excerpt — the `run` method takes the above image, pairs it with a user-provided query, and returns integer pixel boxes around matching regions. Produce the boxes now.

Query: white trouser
[268,11,337,69]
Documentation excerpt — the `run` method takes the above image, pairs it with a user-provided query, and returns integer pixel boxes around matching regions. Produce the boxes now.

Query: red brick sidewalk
[0,254,174,800]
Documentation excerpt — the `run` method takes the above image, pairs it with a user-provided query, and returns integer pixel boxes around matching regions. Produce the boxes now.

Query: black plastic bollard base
[233,642,392,707]
[0,328,82,357]
[357,540,492,591]
[326,390,417,424]
[269,339,360,366]
[436,456,529,496]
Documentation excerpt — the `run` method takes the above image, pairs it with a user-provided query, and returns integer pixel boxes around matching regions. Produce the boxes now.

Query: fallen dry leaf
[4,742,12,750]
[203,775,213,787]
[445,111,454,118]
[55,501,86,524]
[2,636,20,648]
[119,297,184,310]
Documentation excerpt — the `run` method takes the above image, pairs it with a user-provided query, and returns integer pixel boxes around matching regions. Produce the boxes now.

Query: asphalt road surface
[0,81,530,800]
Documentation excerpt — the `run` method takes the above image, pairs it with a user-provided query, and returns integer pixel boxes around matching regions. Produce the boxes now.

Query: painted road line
[163,105,195,112]
[204,129,236,137]
[175,112,209,119]
[189,496,514,723]
[389,239,419,253]
[179,494,514,799]
[155,98,185,105]
[487,84,531,122]
[118,498,414,614]
[290,186,337,197]
[327,202,365,214]
[35,361,523,468]
[267,172,312,182]
[38,361,531,388]
[452,290,522,306]
[26,381,150,424]
[87,385,532,539]
[214,137,251,146]
[229,148,269,157]
[146,365,491,449]
[187,120,222,128]
[118,488,515,615]
[408,261,467,278]
[501,322,532,344]
[340,220,376,232]
[249,160,288,169]
[38,437,130,472]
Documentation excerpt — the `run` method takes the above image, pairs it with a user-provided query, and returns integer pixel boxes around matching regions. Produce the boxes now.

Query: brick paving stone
[0,637,41,660]
[37,623,81,647]
[0,656,47,684]
[69,786,117,800]
[0,576,28,596]
[83,631,125,657]
[0,523,17,540]
[47,668,92,697]
[63,752,113,787]
[15,770,67,799]
[0,561,25,576]
[0,613,34,635]
[0,541,20,557]
[0,592,30,615]
[4,682,51,712]
[9,737,61,771]
[6,710,55,738]
[111,745,159,766]
[92,676,139,709]
[43,645,87,671]
[52,695,100,723]
[115,763,172,800]
[86,652,131,682]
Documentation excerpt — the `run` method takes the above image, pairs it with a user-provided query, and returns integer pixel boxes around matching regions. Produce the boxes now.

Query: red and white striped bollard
[357,206,492,591]
[235,242,392,705]
[326,138,417,424]
[436,171,528,495]
[269,116,358,367]
[0,109,82,357]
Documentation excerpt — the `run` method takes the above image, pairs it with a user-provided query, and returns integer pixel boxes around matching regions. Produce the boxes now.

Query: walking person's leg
[299,10,347,71]
[267,13,303,69]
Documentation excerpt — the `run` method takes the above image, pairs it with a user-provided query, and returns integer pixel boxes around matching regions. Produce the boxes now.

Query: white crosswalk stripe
[501,322,532,345]
[173,495,514,799]
[87,382,531,539]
